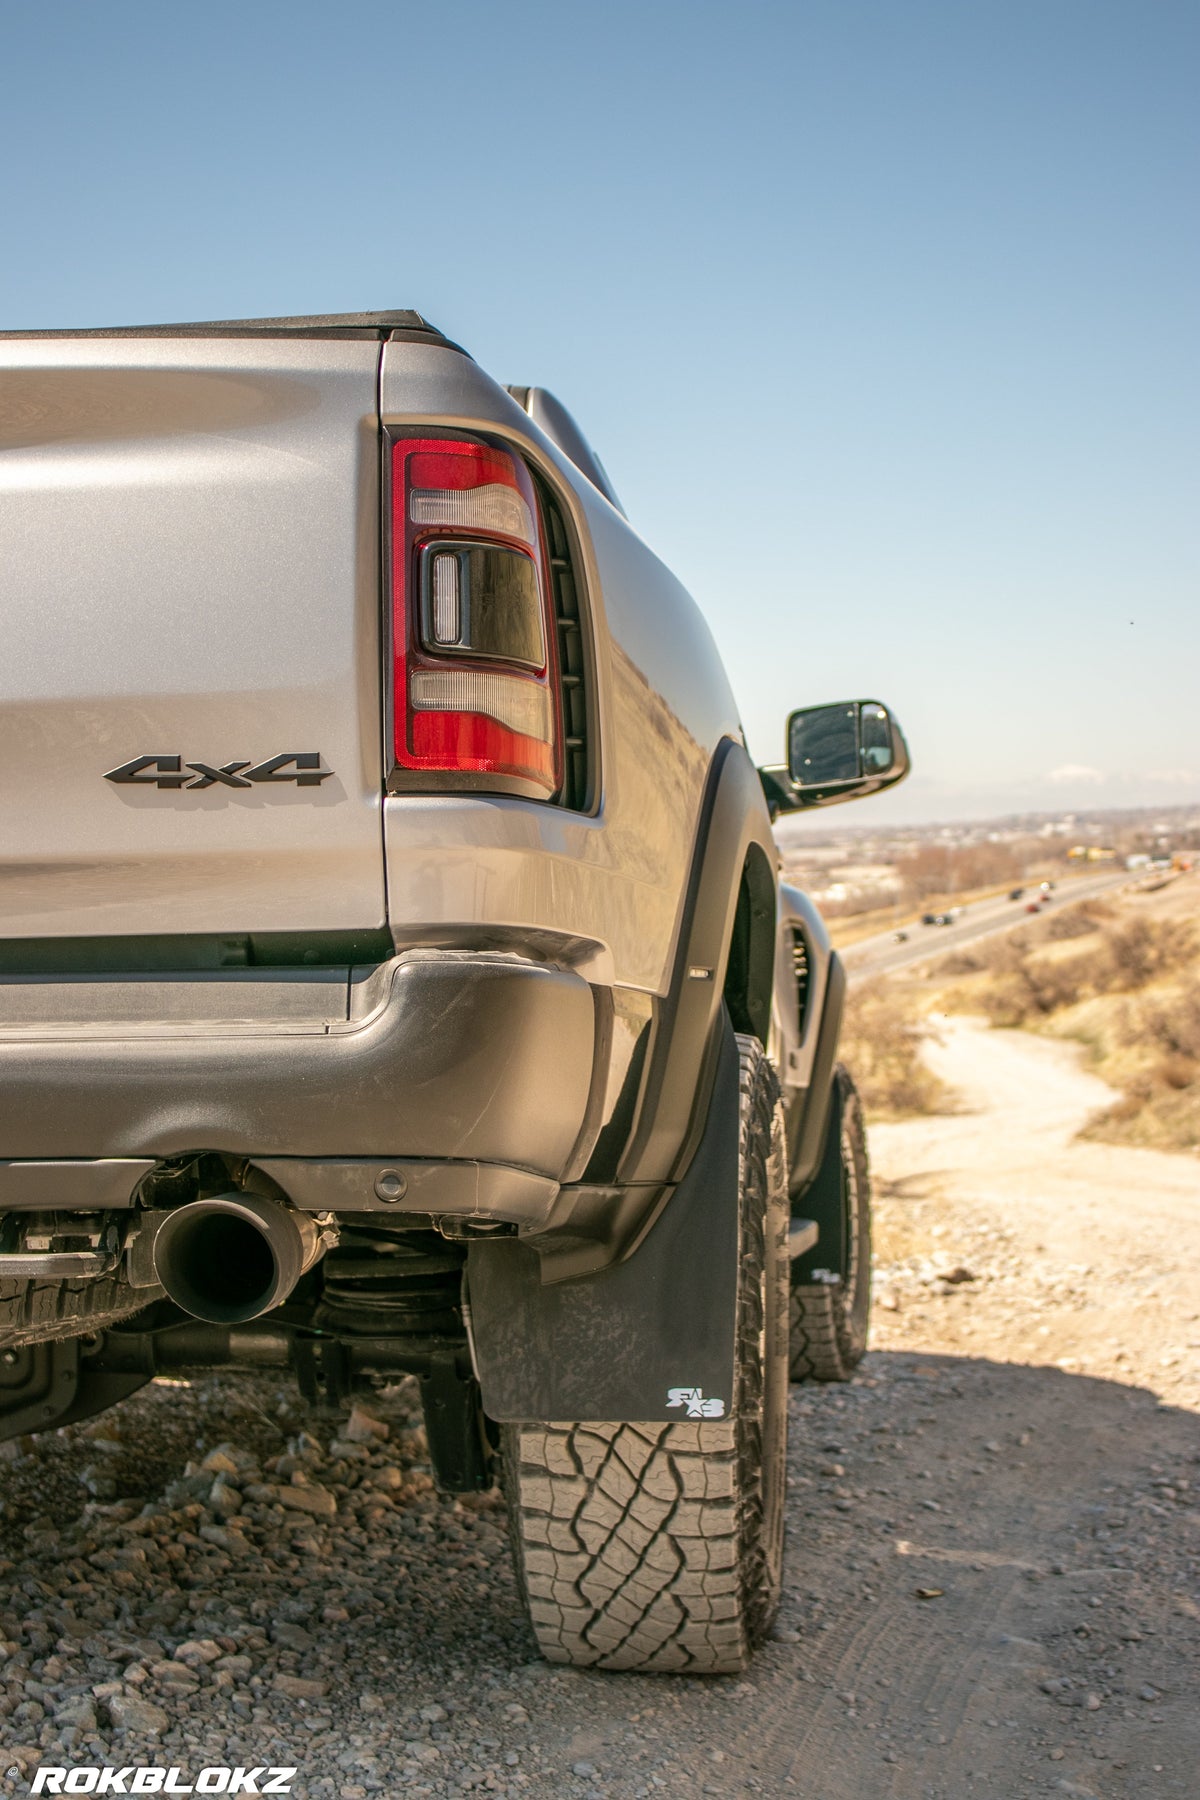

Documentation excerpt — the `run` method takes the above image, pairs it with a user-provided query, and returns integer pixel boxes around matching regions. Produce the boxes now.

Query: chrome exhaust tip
[152,1191,325,1325]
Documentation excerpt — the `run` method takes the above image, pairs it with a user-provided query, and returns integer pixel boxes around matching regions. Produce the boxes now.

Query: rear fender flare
[617,737,778,1188]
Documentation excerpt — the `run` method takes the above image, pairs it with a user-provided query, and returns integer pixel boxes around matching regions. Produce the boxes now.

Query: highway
[838,866,1131,980]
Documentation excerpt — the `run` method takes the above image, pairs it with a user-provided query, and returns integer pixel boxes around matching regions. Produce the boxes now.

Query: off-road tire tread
[0,1274,162,1350]
[502,1033,787,1673]
[789,1064,871,1383]
[788,1280,851,1382]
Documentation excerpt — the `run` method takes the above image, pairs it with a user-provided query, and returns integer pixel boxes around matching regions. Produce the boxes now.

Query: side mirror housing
[759,700,910,815]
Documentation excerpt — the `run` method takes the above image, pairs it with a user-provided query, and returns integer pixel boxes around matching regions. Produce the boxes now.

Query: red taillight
[389,434,560,796]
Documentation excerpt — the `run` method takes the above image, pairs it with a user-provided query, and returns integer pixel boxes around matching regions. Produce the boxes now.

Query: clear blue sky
[3,0,1196,823]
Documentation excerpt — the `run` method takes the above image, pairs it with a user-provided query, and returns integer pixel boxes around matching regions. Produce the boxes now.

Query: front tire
[0,1270,162,1351]
[501,1031,790,1673]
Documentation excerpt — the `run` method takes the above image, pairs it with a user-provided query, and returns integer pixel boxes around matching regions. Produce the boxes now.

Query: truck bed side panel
[0,339,385,939]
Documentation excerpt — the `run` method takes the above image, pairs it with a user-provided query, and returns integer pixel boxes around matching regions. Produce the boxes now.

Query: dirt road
[870,1017,1200,1401]
[1,1023,1196,1799]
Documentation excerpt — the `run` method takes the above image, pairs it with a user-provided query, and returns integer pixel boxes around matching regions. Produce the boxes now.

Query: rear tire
[789,1064,871,1383]
[501,1031,789,1672]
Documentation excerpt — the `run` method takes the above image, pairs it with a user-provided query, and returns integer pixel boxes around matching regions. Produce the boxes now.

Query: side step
[0,1250,116,1277]
[787,1218,819,1259]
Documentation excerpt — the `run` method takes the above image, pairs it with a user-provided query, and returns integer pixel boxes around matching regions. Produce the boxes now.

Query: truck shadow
[0,1352,1194,1798]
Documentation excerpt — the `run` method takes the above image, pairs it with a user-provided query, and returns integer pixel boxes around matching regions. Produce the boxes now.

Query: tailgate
[0,336,385,941]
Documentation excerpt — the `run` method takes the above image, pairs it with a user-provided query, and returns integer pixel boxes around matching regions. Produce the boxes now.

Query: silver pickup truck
[0,309,909,1673]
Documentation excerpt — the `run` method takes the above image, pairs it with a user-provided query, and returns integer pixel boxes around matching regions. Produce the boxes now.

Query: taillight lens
[389,434,560,796]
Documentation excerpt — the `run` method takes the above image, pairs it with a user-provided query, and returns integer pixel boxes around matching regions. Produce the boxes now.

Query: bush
[1104,917,1193,988]
[968,911,1198,1027]
[840,979,951,1118]
[976,939,1095,1025]
[964,909,1200,1155]
[1044,899,1112,940]
[1129,977,1200,1061]
[929,949,986,977]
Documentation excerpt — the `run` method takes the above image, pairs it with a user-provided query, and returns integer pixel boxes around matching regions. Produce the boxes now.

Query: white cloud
[1146,768,1197,785]
[1047,764,1105,784]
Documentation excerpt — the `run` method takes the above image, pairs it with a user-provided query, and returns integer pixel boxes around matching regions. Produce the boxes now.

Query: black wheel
[789,1064,871,1383]
[501,1031,790,1672]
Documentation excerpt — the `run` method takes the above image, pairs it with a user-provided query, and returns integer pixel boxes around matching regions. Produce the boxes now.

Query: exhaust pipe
[152,1192,328,1325]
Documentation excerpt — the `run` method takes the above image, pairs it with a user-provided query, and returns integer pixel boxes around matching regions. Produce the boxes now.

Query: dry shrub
[1159,1055,1195,1092]
[977,939,1096,1025]
[973,912,1197,1028]
[973,926,1031,967]
[840,979,951,1118]
[1104,916,1193,987]
[1086,974,1200,1149]
[929,949,986,977]
[1044,898,1112,940]
[1126,977,1200,1061]
[1016,924,1200,1155]
[1084,1063,1200,1154]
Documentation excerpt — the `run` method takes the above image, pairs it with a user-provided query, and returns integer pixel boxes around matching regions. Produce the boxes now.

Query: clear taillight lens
[389,435,560,796]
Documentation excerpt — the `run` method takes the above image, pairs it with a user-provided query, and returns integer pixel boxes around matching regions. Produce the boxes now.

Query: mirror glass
[859,702,894,773]
[769,698,907,813]
[788,704,860,785]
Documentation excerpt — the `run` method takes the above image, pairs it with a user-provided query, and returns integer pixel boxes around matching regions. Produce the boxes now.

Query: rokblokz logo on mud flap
[30,1769,296,1794]
[666,1385,725,1418]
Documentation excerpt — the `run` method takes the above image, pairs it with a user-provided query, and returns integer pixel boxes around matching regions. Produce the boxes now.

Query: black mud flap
[467,1024,741,1423]
[792,1063,854,1284]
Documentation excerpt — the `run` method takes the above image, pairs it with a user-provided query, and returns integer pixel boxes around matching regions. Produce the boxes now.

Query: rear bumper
[0,951,598,1223]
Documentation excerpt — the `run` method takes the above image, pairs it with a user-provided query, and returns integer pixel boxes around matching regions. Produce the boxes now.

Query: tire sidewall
[788,1062,873,1382]
[736,1035,790,1644]
[837,1074,872,1362]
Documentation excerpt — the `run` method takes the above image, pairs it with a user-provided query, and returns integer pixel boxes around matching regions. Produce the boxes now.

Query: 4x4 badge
[105,753,333,790]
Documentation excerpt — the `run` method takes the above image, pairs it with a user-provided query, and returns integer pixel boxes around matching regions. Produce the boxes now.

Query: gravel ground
[1,1021,1196,1800]
[0,1363,1194,1800]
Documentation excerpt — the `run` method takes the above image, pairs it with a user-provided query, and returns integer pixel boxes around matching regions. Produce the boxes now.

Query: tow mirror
[758,700,910,815]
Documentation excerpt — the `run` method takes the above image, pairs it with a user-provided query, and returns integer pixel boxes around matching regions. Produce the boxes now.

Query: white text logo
[666,1385,725,1418]
[31,1770,297,1795]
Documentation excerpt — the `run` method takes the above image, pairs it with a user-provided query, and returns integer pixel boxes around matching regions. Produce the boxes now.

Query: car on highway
[1009,887,1025,900]
[0,308,911,1674]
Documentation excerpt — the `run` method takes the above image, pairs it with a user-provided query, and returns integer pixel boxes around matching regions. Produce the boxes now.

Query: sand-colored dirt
[1,1022,1196,1798]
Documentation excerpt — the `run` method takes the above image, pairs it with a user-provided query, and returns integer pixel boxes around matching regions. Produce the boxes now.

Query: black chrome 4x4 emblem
[105,753,333,790]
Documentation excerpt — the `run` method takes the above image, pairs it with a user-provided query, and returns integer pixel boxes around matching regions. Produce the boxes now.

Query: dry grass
[1079,975,1200,1153]
[926,889,1200,1154]
[1043,899,1115,941]
[840,977,955,1120]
